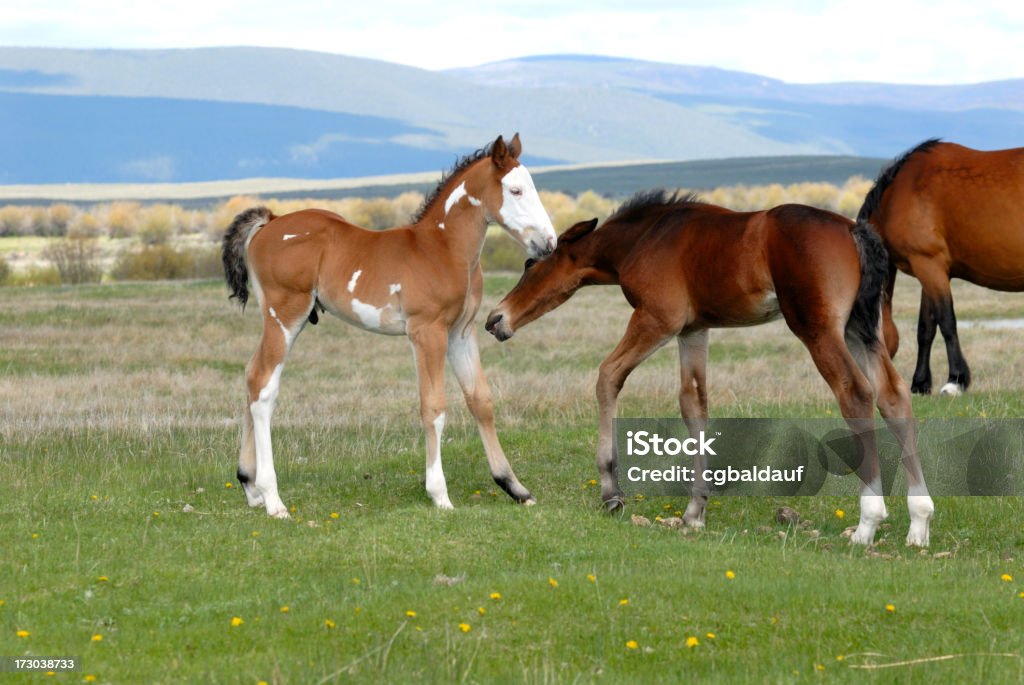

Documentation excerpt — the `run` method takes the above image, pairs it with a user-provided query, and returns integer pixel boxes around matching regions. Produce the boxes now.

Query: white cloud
[1,0,1022,84]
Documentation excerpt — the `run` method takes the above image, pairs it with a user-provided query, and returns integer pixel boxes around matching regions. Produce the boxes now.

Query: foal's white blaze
[250,363,289,518]
[426,411,453,509]
[347,269,362,294]
[445,182,468,215]
[498,165,556,257]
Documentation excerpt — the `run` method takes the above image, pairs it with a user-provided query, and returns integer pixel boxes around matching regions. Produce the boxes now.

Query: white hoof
[268,506,290,519]
[849,524,877,546]
[939,382,963,397]
[433,497,455,510]
[906,524,930,547]
[521,498,537,507]
[243,485,265,508]
[906,494,934,547]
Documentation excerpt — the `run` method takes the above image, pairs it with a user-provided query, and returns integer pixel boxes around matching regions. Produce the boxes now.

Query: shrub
[106,201,140,238]
[138,204,177,245]
[480,231,526,272]
[45,204,76,237]
[0,206,28,236]
[111,244,195,281]
[8,265,61,287]
[42,237,103,285]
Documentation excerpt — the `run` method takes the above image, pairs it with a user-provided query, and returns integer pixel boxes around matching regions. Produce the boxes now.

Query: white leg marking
[426,412,453,509]
[906,483,934,547]
[250,363,289,518]
[347,269,362,294]
[939,382,962,396]
[447,334,477,394]
[851,477,888,545]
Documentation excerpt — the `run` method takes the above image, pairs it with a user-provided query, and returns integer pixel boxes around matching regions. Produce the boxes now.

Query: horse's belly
[324,296,408,336]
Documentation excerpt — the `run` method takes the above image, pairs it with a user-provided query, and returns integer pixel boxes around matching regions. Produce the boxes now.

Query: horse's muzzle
[485,311,514,341]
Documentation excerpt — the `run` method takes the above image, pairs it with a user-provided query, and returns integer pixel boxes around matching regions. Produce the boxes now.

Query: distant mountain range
[0,47,1022,185]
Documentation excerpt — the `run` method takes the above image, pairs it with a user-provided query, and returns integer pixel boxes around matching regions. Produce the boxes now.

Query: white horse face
[496,164,557,259]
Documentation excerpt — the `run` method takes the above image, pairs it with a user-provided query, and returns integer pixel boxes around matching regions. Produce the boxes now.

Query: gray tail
[221,207,274,308]
[846,220,889,346]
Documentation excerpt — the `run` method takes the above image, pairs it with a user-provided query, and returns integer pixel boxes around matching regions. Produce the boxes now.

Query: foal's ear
[491,135,510,170]
[508,133,522,159]
[558,218,599,245]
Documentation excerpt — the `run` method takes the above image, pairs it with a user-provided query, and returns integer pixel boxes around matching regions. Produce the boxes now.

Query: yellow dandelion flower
[46,672,55,677]
[289,506,297,513]
[1019,591,1024,599]
[587,574,597,583]
[835,509,845,519]
[548,577,559,588]
[351,577,360,584]
[225,482,233,488]
[324,619,336,629]
[815,663,825,672]
[96,576,108,582]
[280,605,289,613]
[885,603,895,613]
[16,629,30,638]
[84,676,97,683]
[587,479,597,486]
[0,599,4,606]
[152,511,160,517]
[329,512,340,519]
[686,636,699,648]
[31,533,39,539]
[1000,573,1013,582]
[90,495,98,500]
[477,607,486,616]
[458,622,471,633]
[663,504,672,511]
[836,655,845,661]
[230,617,244,627]
[354,607,361,614]
[725,570,736,580]
[625,640,638,650]
[618,598,629,606]
[706,632,716,639]
[405,610,417,618]
[91,634,103,642]
[490,592,502,600]
[258,681,268,685]
[251,531,260,537]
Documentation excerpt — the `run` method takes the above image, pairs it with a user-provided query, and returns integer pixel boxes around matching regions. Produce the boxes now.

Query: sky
[2,0,1022,85]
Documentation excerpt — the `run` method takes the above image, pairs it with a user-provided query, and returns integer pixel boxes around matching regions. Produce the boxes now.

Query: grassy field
[1,274,1023,684]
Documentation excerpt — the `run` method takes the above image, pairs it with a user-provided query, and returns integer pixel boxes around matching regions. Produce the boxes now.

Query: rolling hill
[0,47,1021,185]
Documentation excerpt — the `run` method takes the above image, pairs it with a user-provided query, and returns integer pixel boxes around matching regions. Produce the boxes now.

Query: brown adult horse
[859,139,1024,396]
[486,191,934,546]
[221,135,556,518]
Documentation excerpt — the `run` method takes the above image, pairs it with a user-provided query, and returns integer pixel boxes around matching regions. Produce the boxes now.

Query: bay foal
[487,192,934,546]
[859,139,1024,395]
[222,135,556,517]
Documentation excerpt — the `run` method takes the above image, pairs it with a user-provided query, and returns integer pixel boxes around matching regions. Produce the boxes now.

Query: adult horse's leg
[447,327,535,504]
[677,329,710,527]
[241,293,311,518]
[797,328,887,545]
[596,308,675,511]
[408,321,454,509]
[911,259,970,394]
[848,336,934,546]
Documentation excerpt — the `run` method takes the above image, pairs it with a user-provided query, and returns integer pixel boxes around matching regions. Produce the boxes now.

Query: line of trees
[0,177,872,286]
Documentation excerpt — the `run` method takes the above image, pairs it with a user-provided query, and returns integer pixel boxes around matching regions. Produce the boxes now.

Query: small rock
[777,531,787,540]
[821,543,834,552]
[433,573,467,587]
[775,506,801,525]
[195,487,205,494]
[932,551,953,559]
[799,519,814,529]
[803,529,820,539]
[631,514,652,527]
[657,517,684,529]
[756,525,773,534]
[840,526,857,539]
[182,504,194,513]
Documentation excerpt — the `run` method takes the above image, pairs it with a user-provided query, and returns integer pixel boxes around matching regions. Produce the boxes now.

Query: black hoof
[910,379,932,395]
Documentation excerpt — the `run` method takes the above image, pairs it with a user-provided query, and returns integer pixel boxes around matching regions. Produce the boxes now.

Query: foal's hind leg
[848,337,934,546]
[239,293,311,518]
[448,327,534,504]
[677,329,710,528]
[596,309,675,510]
[797,329,887,545]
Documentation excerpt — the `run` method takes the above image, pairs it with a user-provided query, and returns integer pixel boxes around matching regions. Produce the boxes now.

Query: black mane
[856,138,942,223]
[607,189,703,223]
[414,144,494,222]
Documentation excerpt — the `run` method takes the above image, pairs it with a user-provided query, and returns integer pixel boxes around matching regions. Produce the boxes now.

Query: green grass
[1,278,1023,684]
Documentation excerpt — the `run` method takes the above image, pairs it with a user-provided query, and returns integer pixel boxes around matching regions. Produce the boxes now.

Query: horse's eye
[511,187,523,196]
[524,258,537,271]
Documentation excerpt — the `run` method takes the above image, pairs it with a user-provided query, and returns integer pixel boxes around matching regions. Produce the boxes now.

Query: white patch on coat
[389,283,402,295]
[282,234,298,240]
[347,269,362,294]
[445,182,468,215]
[267,307,292,347]
[438,222,445,230]
[351,298,381,329]
[468,195,481,206]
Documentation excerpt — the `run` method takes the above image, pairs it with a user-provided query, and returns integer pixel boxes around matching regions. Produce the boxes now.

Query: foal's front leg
[408,322,454,509]
[677,329,710,528]
[596,309,674,510]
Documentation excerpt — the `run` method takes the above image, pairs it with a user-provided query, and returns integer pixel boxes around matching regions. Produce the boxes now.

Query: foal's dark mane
[856,138,942,223]
[606,189,704,224]
[414,144,494,222]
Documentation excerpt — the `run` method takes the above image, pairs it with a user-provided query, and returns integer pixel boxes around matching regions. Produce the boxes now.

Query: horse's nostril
[485,313,503,332]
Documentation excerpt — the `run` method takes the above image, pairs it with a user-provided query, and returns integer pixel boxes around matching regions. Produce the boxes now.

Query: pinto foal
[222,135,556,517]
[487,192,934,547]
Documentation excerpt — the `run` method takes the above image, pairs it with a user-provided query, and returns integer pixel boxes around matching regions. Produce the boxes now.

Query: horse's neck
[578,222,636,284]
[415,199,489,270]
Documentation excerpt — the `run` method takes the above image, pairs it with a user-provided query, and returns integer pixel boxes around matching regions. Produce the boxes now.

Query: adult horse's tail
[846,220,889,346]
[222,206,275,308]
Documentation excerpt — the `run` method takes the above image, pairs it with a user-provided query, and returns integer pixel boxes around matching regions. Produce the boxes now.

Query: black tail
[847,221,889,346]
[856,138,942,223]
[222,207,274,308]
